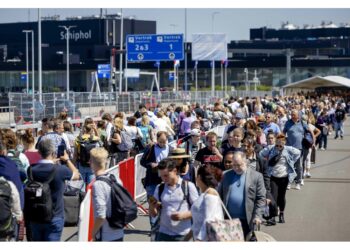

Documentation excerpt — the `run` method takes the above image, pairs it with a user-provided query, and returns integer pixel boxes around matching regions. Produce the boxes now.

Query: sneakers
[334,136,338,140]
[320,147,325,151]
[287,183,291,190]
[295,184,301,190]
[341,135,344,140]
[300,180,304,186]
[305,172,311,178]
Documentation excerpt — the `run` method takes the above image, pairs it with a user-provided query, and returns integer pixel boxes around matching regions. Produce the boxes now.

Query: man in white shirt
[149,159,199,241]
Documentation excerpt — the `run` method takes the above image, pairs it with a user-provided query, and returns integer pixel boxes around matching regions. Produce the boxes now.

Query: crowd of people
[0,91,349,241]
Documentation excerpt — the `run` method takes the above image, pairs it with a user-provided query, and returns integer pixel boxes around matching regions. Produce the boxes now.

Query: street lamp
[211,11,220,33]
[118,9,123,94]
[22,30,31,94]
[59,25,76,100]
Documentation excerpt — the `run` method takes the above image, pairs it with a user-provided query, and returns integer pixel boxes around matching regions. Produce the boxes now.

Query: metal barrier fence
[3,90,271,127]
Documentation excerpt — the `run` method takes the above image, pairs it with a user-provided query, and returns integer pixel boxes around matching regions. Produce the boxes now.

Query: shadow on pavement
[306,178,350,184]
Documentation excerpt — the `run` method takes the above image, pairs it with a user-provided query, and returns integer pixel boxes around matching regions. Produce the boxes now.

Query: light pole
[119,9,123,94]
[59,25,76,100]
[211,11,220,33]
[23,30,30,93]
[211,11,220,97]
[38,9,42,103]
[184,9,188,92]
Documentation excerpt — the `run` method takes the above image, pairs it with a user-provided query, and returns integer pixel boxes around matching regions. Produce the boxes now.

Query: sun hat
[168,148,190,159]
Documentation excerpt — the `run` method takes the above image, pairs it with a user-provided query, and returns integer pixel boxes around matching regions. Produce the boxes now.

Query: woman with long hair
[259,134,300,224]
[21,129,41,165]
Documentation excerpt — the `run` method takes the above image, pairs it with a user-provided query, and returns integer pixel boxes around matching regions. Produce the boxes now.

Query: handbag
[301,121,313,149]
[268,150,282,167]
[206,197,244,242]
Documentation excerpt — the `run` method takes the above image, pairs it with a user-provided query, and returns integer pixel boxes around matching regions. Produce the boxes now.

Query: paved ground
[62,118,350,242]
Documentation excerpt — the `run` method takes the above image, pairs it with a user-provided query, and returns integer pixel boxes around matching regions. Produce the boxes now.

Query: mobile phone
[149,195,157,203]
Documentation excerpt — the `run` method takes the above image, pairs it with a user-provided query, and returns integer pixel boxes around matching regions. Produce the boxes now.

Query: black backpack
[24,166,56,223]
[96,174,138,229]
[78,135,101,166]
[0,177,15,238]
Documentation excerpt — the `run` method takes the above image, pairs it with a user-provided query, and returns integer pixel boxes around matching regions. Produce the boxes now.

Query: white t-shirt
[191,192,224,241]
[124,125,143,140]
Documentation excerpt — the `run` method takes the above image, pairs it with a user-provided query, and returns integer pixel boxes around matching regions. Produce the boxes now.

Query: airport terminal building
[1,16,350,93]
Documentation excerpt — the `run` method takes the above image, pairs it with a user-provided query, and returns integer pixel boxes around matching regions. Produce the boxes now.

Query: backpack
[139,125,151,148]
[117,129,134,152]
[7,150,27,182]
[0,177,15,238]
[78,135,102,166]
[96,174,137,229]
[24,166,56,223]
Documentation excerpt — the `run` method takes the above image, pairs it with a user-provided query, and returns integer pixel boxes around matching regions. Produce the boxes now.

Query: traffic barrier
[134,153,146,200]
[118,158,135,199]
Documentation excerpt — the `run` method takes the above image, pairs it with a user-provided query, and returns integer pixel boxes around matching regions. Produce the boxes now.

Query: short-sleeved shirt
[195,147,216,164]
[92,174,124,241]
[154,177,199,236]
[283,120,308,149]
[221,144,244,158]
[29,160,73,219]
[263,122,281,135]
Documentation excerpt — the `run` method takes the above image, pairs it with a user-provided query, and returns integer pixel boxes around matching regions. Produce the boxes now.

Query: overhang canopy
[283,75,350,93]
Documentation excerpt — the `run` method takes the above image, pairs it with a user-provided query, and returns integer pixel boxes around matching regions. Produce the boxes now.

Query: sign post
[126,34,184,62]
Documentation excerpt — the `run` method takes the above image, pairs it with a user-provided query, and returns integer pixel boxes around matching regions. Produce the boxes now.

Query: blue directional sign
[97,64,111,78]
[126,34,184,62]
[21,72,27,81]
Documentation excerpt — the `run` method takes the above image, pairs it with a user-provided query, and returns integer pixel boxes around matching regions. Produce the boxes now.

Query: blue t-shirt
[0,155,24,209]
[263,122,281,135]
[227,172,246,220]
[283,120,308,149]
[29,161,73,219]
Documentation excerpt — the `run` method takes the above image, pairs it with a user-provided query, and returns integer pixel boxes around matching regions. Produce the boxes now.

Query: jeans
[302,147,311,176]
[30,217,64,241]
[155,232,187,241]
[293,149,304,184]
[334,121,344,137]
[78,164,95,189]
[318,134,328,149]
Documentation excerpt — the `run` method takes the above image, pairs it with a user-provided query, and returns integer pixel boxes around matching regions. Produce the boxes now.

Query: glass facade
[1,66,350,92]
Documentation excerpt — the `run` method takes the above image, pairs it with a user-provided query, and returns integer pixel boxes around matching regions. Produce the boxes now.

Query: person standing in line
[90,147,124,241]
[27,140,79,241]
[283,109,315,190]
[334,102,346,140]
[190,165,224,241]
[218,151,266,238]
[149,159,199,241]
[259,134,300,224]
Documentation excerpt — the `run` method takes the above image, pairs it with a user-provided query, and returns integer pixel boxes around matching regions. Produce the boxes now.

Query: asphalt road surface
[62,119,350,242]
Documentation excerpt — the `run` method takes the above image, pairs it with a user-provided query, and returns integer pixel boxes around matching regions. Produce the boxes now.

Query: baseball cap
[190,128,201,137]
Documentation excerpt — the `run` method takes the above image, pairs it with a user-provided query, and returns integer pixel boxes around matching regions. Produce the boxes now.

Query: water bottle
[264,203,270,218]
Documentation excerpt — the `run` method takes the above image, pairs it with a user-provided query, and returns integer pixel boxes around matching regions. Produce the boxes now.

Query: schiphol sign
[60,30,92,42]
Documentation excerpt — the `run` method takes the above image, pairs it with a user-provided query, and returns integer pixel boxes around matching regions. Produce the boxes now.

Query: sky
[0,8,350,41]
